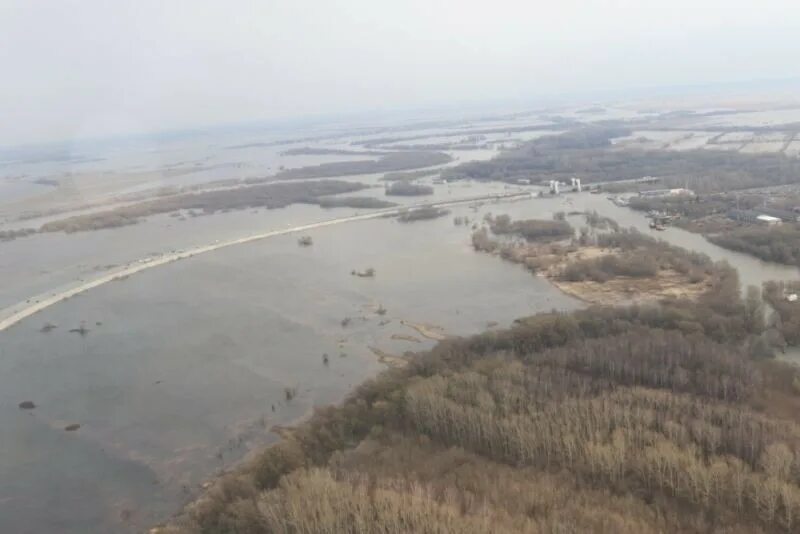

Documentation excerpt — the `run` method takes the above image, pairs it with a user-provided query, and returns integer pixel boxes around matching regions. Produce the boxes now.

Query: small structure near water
[728,210,783,226]
[756,214,782,226]
[638,188,695,198]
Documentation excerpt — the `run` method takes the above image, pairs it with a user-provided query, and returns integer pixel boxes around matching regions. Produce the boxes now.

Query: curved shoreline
[0,191,531,332]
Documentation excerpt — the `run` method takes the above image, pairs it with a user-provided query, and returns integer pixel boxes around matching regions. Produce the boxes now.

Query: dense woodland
[763,280,800,346]
[157,214,800,533]
[709,225,800,268]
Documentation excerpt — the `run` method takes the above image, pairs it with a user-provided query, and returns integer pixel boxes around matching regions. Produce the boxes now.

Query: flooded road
[0,191,531,332]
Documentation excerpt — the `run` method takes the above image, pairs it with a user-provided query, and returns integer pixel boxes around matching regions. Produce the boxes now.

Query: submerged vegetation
[384,182,434,196]
[273,152,451,180]
[38,180,368,234]
[381,169,441,182]
[397,206,450,222]
[314,196,396,209]
[487,214,573,242]
[0,227,36,241]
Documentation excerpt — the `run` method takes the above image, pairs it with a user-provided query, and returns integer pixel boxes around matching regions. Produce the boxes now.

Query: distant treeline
[273,152,452,180]
[356,123,569,148]
[384,182,434,196]
[39,180,367,234]
[385,143,485,151]
[314,196,396,209]
[280,147,395,156]
[397,206,449,222]
[381,169,441,182]
[0,228,36,241]
[443,126,800,193]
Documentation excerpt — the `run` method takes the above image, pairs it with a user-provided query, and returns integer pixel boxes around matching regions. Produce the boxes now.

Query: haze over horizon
[2,0,800,146]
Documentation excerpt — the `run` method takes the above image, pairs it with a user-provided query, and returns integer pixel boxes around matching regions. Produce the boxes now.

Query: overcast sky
[1,0,799,145]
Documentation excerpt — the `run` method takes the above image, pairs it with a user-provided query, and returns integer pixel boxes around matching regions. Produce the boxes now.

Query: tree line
[157,213,800,534]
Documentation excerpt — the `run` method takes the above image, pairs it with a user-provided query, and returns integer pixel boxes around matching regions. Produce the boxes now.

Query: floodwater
[0,180,53,204]
[0,198,579,533]
[4,110,800,533]
[4,187,800,532]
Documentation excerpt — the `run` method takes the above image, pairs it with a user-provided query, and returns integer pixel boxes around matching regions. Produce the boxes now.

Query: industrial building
[638,188,695,198]
[727,210,783,226]
[756,214,782,226]
[759,207,800,222]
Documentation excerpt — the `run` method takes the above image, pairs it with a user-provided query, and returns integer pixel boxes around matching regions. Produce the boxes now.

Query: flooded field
[4,189,800,532]
[0,115,560,532]
[5,105,800,533]
[0,199,580,533]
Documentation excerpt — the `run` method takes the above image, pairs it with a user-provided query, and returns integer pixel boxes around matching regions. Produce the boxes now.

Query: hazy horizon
[3,0,800,146]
